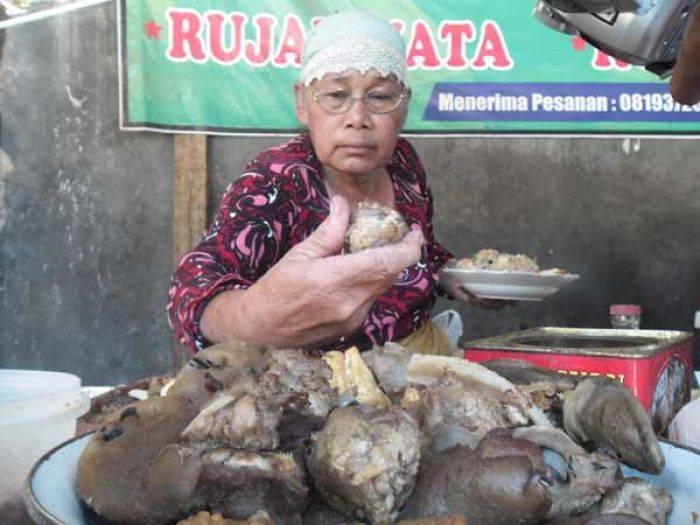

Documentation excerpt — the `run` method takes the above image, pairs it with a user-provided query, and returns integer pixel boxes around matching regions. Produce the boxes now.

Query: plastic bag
[668,397,700,450]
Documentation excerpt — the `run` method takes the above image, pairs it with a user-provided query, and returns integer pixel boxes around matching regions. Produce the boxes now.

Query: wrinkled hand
[438,263,517,310]
[206,196,424,349]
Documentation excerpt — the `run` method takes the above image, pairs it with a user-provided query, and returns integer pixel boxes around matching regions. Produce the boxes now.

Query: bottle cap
[609,304,642,316]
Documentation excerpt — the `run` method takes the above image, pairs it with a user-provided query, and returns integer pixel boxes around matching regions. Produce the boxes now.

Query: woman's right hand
[200,196,424,349]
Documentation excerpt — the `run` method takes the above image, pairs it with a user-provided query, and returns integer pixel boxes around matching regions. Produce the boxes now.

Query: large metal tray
[24,431,700,525]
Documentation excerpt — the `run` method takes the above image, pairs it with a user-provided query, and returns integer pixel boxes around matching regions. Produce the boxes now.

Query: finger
[465,291,482,306]
[340,228,424,282]
[482,300,507,310]
[452,287,476,303]
[286,195,350,260]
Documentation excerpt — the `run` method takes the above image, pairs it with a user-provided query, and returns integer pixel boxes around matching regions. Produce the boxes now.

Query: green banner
[119,0,700,135]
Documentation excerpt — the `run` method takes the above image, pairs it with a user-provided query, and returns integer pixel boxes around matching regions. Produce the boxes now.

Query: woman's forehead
[313,70,402,88]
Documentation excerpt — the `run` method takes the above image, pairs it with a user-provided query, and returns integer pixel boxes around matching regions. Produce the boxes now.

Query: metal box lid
[464,327,692,359]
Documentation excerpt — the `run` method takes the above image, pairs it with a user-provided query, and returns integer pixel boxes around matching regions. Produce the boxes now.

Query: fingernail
[329,197,336,215]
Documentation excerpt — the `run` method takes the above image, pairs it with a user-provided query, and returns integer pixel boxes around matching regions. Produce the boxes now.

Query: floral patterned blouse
[167,133,452,354]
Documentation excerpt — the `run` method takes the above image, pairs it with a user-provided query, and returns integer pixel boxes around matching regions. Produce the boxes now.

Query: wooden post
[171,134,209,371]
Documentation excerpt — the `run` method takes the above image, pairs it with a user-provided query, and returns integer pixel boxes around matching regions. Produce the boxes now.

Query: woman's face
[295,70,409,176]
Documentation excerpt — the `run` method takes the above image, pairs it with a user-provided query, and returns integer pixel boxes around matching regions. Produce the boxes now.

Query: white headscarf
[300,10,407,86]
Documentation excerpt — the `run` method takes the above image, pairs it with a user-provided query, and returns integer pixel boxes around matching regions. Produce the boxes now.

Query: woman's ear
[294,83,309,126]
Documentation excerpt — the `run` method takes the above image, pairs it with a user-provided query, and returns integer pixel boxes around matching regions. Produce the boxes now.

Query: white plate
[443,268,580,301]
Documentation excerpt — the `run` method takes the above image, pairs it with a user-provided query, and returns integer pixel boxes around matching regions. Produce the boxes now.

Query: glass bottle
[609,304,642,329]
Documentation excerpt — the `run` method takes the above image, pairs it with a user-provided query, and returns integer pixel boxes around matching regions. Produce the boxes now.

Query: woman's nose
[344,97,372,129]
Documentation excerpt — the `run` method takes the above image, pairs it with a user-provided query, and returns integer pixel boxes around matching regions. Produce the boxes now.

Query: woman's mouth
[337,144,375,155]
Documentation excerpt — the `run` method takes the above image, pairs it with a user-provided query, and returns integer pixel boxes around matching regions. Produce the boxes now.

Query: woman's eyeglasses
[312,88,408,115]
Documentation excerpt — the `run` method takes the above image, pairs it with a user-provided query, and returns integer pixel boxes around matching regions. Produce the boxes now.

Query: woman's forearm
[200,281,366,349]
[200,289,259,345]
[199,284,332,349]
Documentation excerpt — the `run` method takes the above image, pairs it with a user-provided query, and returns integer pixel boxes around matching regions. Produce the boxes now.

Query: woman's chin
[329,155,383,176]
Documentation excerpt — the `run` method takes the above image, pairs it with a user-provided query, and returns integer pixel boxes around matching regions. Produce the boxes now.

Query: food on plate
[75,344,671,525]
[599,477,673,525]
[308,404,421,524]
[76,375,172,435]
[456,249,540,272]
[400,431,552,525]
[538,267,568,276]
[177,510,274,525]
[323,346,392,408]
[563,378,664,474]
[456,249,568,275]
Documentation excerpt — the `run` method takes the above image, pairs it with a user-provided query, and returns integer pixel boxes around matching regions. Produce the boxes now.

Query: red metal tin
[463,327,693,434]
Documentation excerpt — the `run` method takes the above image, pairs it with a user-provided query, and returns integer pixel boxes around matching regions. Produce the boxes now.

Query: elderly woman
[168,10,488,356]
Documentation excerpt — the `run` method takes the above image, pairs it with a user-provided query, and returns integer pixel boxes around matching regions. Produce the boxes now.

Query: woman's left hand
[464,291,517,309]
[438,263,517,309]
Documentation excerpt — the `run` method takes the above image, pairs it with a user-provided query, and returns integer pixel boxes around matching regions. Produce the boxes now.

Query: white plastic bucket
[0,369,90,509]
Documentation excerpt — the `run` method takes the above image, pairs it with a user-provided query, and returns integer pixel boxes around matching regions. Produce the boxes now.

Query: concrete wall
[1,3,698,384]
[0,3,174,384]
